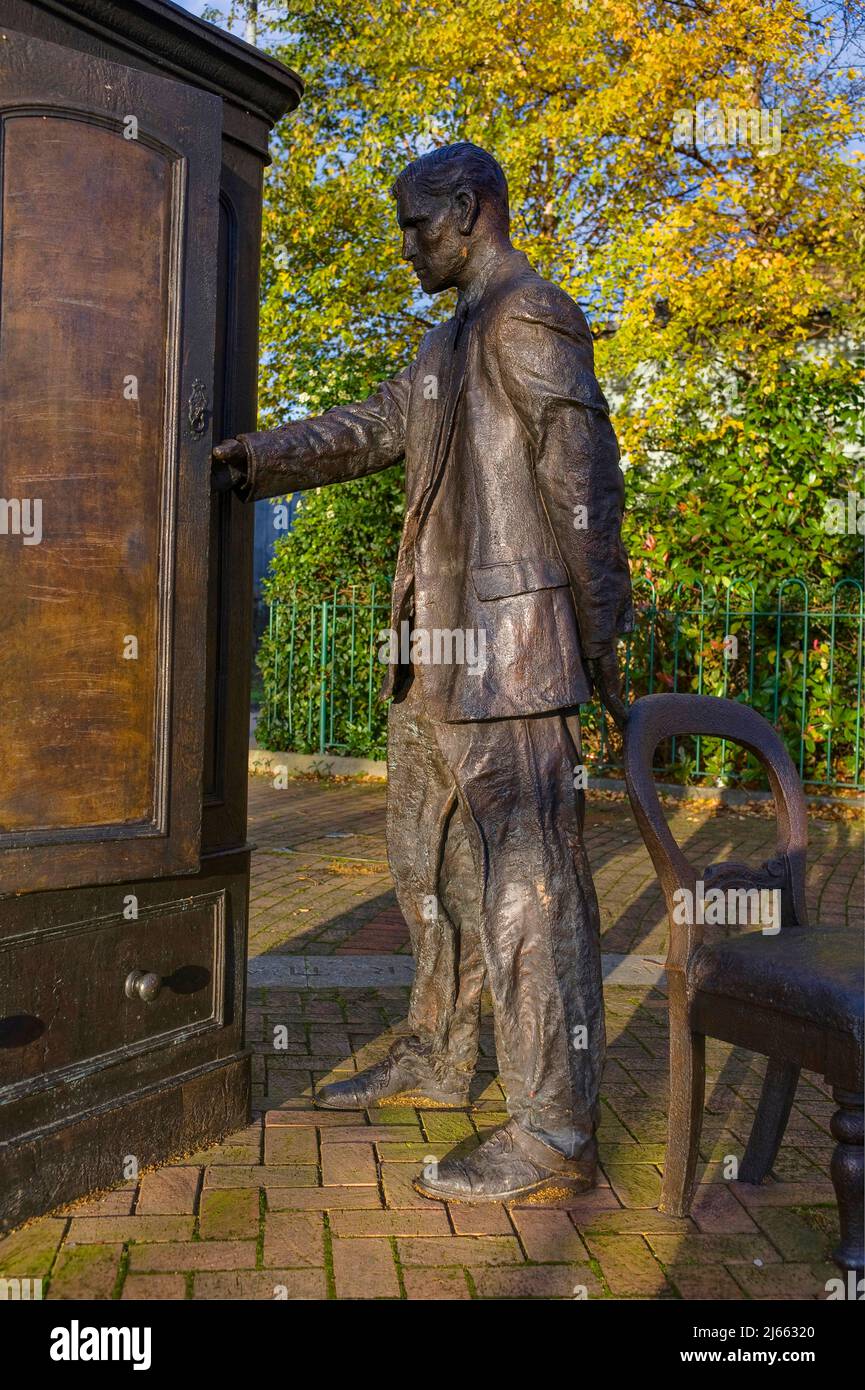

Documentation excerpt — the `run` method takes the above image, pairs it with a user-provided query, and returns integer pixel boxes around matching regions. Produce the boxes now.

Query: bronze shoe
[316,1042,470,1110]
[413,1119,597,1203]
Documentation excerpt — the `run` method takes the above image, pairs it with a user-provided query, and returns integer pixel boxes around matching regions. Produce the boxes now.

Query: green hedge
[256,358,865,788]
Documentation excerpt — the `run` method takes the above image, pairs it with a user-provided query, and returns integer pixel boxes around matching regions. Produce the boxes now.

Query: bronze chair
[623,693,863,1273]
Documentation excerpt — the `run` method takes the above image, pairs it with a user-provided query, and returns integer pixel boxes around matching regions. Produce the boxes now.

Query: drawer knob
[125,969,162,1003]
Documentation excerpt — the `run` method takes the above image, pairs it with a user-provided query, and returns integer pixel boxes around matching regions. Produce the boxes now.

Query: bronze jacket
[238,248,633,722]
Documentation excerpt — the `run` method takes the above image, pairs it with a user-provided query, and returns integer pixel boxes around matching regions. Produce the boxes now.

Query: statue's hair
[391,142,509,228]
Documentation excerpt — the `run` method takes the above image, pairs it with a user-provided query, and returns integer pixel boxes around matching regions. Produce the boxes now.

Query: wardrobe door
[0,27,221,893]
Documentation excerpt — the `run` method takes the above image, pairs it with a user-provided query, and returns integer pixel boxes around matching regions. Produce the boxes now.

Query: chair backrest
[623,695,809,969]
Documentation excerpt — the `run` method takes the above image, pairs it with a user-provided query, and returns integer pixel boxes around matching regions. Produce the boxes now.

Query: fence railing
[257,575,864,792]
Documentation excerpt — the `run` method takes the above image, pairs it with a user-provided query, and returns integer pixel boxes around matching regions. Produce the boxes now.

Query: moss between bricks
[389,1234,407,1299]
[322,1213,336,1299]
[256,1189,266,1270]
[112,1246,130,1300]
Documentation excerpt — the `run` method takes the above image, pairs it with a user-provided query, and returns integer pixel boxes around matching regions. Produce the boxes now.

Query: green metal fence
[260,578,394,761]
[257,575,864,792]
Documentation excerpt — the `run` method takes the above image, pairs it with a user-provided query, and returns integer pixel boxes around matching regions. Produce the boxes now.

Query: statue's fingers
[610,695,630,731]
[213,439,243,463]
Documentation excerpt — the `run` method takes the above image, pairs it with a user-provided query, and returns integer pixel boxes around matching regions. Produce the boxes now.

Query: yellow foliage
[247,0,862,442]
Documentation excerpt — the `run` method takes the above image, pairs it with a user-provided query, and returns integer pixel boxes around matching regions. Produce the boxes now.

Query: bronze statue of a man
[215,142,633,1204]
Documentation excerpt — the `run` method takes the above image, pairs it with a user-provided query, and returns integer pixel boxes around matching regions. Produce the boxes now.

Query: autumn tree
[214,0,863,579]
[219,0,864,772]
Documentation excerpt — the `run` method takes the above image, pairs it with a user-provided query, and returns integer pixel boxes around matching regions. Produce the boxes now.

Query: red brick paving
[247,778,863,960]
[2,982,848,1302]
[335,906,407,953]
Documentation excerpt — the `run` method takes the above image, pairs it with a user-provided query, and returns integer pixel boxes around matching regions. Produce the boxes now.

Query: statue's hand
[587,648,629,733]
[212,438,249,494]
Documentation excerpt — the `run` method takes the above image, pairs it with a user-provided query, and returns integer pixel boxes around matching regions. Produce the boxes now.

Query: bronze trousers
[386,671,605,1159]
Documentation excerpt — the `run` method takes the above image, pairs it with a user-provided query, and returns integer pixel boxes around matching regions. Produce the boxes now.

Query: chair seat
[690,926,864,1037]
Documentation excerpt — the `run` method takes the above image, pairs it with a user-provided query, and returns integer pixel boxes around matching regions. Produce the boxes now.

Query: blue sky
[173,0,228,22]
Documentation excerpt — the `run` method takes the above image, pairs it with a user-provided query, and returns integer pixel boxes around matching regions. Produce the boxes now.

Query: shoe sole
[315,1091,469,1111]
[386,1091,470,1109]
[412,1174,596,1205]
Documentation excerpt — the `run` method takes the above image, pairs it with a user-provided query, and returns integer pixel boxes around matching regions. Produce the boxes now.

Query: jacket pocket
[471,557,569,601]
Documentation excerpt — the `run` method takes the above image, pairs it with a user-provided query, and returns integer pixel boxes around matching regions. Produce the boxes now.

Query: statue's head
[391,142,510,294]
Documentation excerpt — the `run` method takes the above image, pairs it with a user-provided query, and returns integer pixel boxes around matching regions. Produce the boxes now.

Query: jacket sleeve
[494,287,633,659]
[235,360,415,502]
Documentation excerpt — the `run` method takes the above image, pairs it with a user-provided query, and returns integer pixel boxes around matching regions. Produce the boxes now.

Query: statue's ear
[453,185,480,236]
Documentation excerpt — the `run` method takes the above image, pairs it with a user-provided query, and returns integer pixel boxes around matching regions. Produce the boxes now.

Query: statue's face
[396,184,471,295]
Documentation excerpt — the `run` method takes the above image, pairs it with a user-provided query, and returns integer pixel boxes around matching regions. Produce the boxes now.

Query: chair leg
[829,1086,864,1274]
[660,971,705,1217]
[739,1059,800,1184]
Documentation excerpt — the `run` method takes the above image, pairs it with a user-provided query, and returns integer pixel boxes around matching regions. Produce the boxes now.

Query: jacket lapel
[415,311,471,530]
[384,315,469,662]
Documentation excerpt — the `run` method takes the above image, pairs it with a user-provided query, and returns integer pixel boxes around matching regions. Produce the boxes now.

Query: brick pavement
[1,776,860,1301]
[247,777,863,959]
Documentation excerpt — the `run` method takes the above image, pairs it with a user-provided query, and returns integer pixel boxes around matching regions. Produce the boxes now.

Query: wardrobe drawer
[0,894,225,1098]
